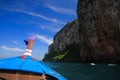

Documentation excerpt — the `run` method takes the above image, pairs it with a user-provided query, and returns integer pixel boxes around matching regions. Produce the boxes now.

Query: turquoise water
[44,62,120,80]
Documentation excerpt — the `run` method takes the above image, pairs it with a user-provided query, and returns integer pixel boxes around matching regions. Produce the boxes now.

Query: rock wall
[49,20,79,52]
[43,20,80,61]
[77,0,120,63]
[43,0,120,63]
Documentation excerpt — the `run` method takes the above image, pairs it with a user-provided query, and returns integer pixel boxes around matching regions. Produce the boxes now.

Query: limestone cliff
[43,19,80,61]
[43,0,120,63]
[77,0,120,63]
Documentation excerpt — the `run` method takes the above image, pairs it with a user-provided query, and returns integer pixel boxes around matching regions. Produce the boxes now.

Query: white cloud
[46,4,76,15]
[0,45,24,52]
[34,34,53,45]
[11,9,65,24]
[40,23,62,33]
[12,40,18,45]
[40,25,59,32]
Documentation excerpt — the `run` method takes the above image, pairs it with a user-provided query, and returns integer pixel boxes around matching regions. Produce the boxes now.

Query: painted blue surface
[0,56,67,80]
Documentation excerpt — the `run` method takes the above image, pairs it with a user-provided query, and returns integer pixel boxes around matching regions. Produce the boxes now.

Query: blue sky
[0,0,77,60]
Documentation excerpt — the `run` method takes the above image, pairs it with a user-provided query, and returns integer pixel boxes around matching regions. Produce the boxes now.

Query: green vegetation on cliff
[43,43,80,61]
[53,52,68,60]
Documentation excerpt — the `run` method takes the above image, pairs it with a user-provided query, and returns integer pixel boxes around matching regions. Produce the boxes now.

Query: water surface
[43,62,120,80]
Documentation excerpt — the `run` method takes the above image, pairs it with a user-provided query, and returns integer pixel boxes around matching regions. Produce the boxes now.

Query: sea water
[43,62,120,80]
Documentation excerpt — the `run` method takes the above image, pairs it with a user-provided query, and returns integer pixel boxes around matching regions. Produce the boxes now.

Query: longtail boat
[0,37,67,80]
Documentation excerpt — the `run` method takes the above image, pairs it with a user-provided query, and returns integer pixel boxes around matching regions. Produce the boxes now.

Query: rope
[40,74,47,80]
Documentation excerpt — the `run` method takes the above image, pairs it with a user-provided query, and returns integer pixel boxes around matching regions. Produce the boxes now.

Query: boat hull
[0,70,57,80]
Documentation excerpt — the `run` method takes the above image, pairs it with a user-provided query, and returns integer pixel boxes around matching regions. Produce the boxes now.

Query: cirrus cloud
[8,9,65,24]
[34,34,53,45]
[0,45,24,52]
[46,4,76,15]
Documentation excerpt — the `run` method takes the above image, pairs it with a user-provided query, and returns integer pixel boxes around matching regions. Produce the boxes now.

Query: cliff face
[50,20,79,53]
[77,0,120,63]
[43,20,80,61]
[43,0,120,63]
